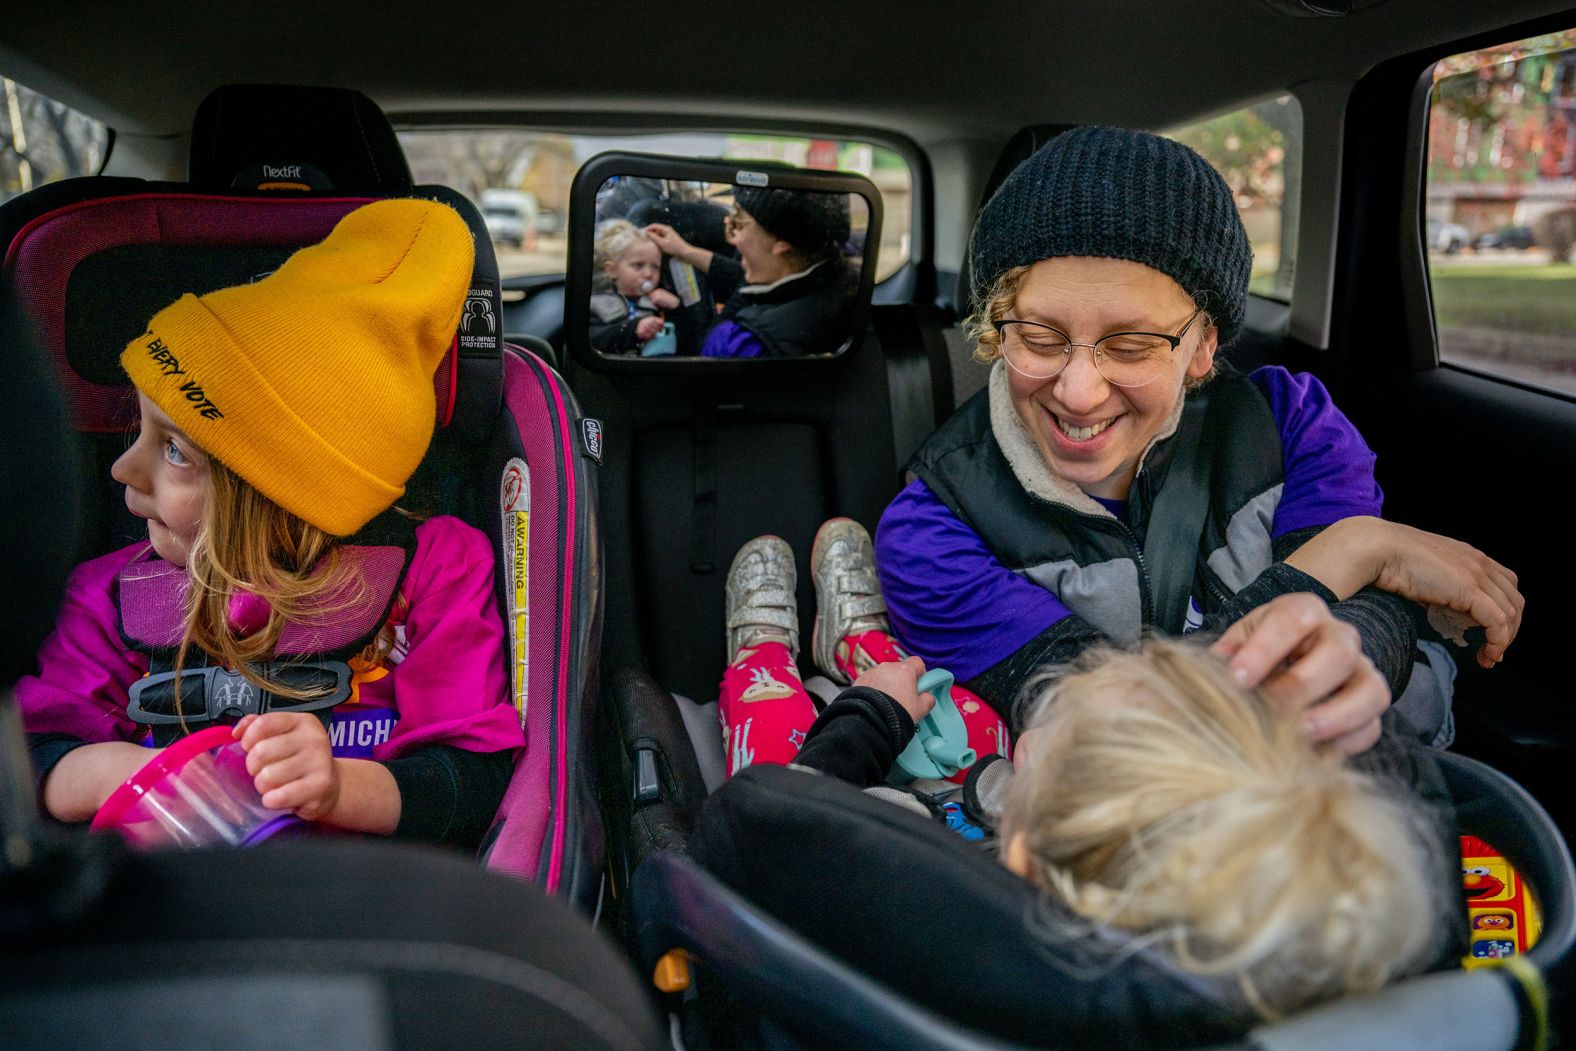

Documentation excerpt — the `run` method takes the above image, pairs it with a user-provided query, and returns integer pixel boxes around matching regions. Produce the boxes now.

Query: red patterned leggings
[717,630,1011,779]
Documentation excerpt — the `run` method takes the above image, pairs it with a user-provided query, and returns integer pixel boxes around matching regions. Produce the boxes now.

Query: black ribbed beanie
[734,186,851,256]
[969,126,1253,344]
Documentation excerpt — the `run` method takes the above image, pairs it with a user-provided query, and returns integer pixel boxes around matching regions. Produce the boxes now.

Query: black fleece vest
[908,372,1285,641]
[726,255,857,358]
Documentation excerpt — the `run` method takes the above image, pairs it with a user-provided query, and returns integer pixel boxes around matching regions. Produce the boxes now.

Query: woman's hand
[1211,592,1389,755]
[854,655,936,725]
[644,223,712,271]
[1285,517,1522,668]
[634,315,666,342]
[236,712,340,820]
[1368,522,1522,668]
[648,288,681,310]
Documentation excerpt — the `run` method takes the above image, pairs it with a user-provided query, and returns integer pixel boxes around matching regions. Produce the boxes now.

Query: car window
[396,130,913,283]
[0,75,109,204]
[1164,94,1301,303]
[1426,29,1576,396]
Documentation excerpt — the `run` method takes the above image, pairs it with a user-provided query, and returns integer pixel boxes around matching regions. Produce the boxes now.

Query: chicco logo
[145,337,225,420]
[581,418,604,464]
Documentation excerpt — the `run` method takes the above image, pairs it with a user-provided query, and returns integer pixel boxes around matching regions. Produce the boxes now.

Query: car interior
[3,1,1576,1047]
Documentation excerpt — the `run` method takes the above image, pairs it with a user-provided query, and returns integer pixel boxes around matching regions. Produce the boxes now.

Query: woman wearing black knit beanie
[872,125,1522,757]
[646,186,858,358]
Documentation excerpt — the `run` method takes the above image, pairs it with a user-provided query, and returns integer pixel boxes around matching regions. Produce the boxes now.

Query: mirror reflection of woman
[645,187,859,358]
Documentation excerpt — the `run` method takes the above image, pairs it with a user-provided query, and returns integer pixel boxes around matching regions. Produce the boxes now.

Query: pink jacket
[16,515,525,761]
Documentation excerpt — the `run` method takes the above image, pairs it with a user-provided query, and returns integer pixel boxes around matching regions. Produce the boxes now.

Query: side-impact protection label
[500,458,530,724]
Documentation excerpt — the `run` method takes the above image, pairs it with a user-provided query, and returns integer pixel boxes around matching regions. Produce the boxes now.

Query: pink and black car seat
[0,84,603,904]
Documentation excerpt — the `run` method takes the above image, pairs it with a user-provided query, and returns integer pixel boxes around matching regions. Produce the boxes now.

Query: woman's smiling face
[1004,256,1217,500]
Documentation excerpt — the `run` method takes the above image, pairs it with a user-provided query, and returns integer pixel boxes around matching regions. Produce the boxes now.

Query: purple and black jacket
[876,363,1455,736]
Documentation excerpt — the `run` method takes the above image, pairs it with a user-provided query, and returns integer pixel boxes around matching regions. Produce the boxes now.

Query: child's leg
[836,629,1012,776]
[718,640,818,777]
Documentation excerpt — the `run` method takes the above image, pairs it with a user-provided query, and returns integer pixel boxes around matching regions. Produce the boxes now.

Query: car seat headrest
[4,189,500,438]
[954,124,1073,317]
[189,84,413,194]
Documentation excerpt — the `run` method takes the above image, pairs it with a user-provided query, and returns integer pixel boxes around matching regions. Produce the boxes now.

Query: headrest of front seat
[954,124,1073,318]
[189,84,413,194]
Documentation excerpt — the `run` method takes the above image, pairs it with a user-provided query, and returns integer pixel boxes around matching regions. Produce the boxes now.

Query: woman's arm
[1283,517,1522,667]
[643,223,713,272]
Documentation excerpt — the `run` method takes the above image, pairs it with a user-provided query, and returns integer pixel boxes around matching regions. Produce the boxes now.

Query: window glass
[1427,29,1576,396]
[0,76,109,204]
[396,130,913,282]
[1166,94,1302,303]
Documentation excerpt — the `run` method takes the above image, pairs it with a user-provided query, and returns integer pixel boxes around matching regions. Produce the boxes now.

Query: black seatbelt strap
[1145,389,1218,635]
[689,400,718,574]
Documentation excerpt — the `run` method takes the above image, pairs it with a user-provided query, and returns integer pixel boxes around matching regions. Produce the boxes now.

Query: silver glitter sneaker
[811,518,890,684]
[724,535,800,660]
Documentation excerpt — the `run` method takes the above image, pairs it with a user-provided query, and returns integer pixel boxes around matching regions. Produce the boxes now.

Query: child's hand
[235,712,340,820]
[635,315,665,341]
[854,655,935,725]
[649,288,681,310]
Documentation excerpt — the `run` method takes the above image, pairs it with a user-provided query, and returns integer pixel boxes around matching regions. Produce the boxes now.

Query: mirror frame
[565,151,883,373]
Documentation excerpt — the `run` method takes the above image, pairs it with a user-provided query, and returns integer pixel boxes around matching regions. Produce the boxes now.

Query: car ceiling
[4,0,1576,148]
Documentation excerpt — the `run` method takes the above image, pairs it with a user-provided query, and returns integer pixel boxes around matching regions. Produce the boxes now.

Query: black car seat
[0,84,604,905]
[630,752,1572,1051]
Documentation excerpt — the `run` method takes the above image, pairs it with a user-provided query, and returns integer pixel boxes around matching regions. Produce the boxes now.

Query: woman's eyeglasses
[993,307,1204,387]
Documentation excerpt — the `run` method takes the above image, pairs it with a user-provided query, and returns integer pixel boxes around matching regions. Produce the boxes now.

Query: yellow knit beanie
[120,199,474,536]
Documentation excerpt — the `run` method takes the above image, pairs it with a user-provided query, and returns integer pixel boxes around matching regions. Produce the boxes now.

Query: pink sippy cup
[90,725,305,849]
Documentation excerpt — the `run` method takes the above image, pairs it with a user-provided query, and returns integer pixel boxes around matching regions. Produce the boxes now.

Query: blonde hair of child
[594,218,654,274]
[1000,638,1445,1020]
[174,459,380,704]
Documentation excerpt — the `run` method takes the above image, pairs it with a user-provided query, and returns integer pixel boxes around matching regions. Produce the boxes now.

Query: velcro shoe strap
[728,607,798,632]
[840,595,887,620]
[837,571,881,595]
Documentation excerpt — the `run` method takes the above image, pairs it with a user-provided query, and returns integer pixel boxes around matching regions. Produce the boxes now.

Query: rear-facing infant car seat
[631,751,1573,1051]
[0,84,603,904]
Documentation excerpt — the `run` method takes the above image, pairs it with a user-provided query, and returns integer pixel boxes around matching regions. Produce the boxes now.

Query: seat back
[0,85,602,902]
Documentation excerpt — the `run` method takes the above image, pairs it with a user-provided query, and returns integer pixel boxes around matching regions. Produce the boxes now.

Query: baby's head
[114,200,472,678]
[594,219,662,298]
[1000,638,1446,1019]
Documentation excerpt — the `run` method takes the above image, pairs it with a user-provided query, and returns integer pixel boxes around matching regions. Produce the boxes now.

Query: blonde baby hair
[1000,638,1447,1020]
[594,218,655,274]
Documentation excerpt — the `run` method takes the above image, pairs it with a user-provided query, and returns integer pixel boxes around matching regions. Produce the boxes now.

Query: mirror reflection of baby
[589,219,681,354]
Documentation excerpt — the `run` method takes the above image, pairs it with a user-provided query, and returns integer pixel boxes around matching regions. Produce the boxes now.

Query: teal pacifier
[890,667,977,783]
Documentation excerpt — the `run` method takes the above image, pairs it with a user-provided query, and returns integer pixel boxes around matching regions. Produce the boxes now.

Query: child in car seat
[16,200,526,847]
[793,634,1458,1020]
[719,518,1009,778]
[589,219,681,354]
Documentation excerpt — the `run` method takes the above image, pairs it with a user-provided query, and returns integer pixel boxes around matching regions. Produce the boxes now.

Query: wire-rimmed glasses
[993,307,1203,387]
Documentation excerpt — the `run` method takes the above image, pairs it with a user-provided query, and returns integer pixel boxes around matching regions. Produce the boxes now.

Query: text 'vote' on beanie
[121,198,474,536]
[968,126,1253,344]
